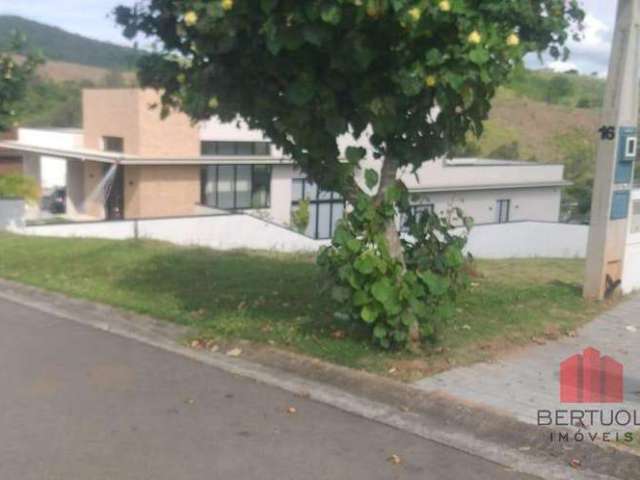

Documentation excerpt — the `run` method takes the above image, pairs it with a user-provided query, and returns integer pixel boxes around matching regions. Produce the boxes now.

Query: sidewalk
[415,294,640,432]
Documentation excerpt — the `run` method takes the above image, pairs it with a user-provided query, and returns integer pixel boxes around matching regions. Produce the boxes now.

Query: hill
[0,15,141,69]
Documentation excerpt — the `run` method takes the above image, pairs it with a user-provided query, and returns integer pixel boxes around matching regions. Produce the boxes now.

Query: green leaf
[444,246,464,268]
[353,290,370,306]
[361,305,378,324]
[287,79,315,106]
[333,225,352,245]
[346,146,366,163]
[354,254,376,274]
[321,5,342,25]
[419,271,450,296]
[364,169,379,190]
[468,48,490,65]
[371,278,394,305]
[373,324,388,339]
[346,238,362,253]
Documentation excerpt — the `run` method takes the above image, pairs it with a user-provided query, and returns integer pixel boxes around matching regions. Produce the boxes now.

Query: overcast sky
[0,0,619,76]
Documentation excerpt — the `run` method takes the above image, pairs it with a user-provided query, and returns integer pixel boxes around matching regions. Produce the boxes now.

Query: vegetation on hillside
[0,15,142,69]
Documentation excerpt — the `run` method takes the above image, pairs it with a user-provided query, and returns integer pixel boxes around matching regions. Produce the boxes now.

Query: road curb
[0,278,634,480]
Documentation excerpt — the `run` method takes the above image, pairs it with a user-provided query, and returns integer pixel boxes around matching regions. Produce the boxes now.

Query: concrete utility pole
[584,0,640,300]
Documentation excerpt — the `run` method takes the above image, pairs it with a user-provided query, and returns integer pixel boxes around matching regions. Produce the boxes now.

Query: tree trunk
[375,157,405,266]
[376,157,420,346]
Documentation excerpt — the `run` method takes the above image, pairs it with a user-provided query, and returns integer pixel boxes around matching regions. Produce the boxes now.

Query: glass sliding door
[291,178,345,239]
[217,166,235,209]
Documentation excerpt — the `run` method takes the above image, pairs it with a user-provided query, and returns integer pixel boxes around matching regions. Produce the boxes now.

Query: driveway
[0,296,537,480]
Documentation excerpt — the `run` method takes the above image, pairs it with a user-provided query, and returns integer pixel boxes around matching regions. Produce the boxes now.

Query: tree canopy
[0,33,42,132]
[116,0,584,195]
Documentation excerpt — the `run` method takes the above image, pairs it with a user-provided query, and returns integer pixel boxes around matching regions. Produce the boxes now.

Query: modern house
[0,89,570,239]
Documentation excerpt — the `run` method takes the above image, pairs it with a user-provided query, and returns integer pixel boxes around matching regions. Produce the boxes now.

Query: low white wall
[14,216,589,258]
[15,214,328,253]
[465,222,588,259]
[0,198,26,230]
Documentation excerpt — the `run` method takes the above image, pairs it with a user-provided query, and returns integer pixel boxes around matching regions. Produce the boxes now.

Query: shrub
[291,199,310,234]
[0,174,40,203]
[318,187,471,349]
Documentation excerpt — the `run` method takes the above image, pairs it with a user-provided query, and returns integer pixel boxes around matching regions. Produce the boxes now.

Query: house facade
[0,88,569,238]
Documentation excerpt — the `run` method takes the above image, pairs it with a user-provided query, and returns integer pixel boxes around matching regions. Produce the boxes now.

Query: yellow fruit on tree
[506,33,520,47]
[425,75,437,88]
[438,1,451,12]
[184,11,198,27]
[222,0,234,11]
[468,31,482,45]
[408,7,422,22]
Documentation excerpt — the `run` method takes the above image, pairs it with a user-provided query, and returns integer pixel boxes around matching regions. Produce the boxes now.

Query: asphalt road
[0,296,538,480]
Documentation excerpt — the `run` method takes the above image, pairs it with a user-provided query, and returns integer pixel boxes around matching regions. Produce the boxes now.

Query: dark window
[103,136,124,153]
[201,141,271,156]
[292,178,344,240]
[200,165,271,209]
[400,204,435,233]
[497,199,511,224]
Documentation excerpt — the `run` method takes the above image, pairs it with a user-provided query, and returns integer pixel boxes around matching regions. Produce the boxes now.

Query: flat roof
[0,140,294,166]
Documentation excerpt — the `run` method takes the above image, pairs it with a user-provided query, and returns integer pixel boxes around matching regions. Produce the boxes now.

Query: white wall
[414,187,562,225]
[17,128,84,191]
[15,214,329,253]
[14,215,589,259]
[622,190,640,293]
[0,199,26,230]
[465,222,588,259]
[270,165,295,225]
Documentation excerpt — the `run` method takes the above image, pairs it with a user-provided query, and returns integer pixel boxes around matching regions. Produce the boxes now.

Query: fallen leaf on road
[388,454,402,465]
[287,406,297,414]
[184,398,195,405]
[626,325,637,333]
[226,348,242,357]
[569,458,581,469]
[388,367,397,374]
[461,324,471,330]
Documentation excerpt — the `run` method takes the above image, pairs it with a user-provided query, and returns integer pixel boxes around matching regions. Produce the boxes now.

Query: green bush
[291,199,310,234]
[0,174,39,203]
[318,187,471,349]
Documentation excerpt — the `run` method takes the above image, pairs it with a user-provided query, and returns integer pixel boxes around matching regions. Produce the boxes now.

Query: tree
[0,32,42,132]
[116,0,584,348]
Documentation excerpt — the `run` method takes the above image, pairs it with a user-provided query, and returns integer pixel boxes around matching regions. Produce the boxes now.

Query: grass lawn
[0,233,611,379]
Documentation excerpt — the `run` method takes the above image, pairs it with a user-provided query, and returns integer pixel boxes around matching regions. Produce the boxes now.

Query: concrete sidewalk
[415,295,640,432]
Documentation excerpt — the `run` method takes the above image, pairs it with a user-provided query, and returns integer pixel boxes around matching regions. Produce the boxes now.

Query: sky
[0,0,619,77]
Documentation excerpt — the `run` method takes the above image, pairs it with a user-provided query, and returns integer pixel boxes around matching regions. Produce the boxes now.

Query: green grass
[0,234,610,378]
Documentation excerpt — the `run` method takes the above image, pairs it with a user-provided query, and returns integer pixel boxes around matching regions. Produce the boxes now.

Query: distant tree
[117,0,584,349]
[101,69,128,88]
[554,127,596,222]
[545,75,574,104]
[0,32,42,132]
